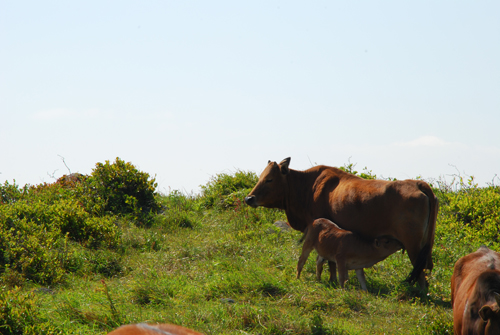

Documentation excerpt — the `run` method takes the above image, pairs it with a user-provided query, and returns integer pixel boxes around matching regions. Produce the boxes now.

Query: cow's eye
[265,179,273,183]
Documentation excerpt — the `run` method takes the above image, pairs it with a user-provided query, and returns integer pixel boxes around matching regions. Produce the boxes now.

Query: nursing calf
[297,218,402,291]
[451,246,500,335]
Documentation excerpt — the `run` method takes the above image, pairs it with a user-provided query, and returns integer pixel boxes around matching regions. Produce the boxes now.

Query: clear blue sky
[1,1,499,193]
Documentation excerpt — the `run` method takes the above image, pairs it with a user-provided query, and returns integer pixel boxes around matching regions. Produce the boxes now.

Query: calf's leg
[355,269,368,291]
[316,255,326,281]
[297,244,313,279]
[337,260,348,289]
[328,260,338,284]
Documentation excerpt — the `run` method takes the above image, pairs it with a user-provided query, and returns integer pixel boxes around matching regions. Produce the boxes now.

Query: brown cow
[244,157,438,287]
[451,246,500,335]
[297,218,403,291]
[106,323,204,335]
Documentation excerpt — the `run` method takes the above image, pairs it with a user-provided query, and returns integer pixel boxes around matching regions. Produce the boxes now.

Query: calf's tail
[406,183,439,285]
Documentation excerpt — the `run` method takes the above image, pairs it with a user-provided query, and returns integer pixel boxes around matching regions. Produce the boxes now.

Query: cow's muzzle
[244,195,258,208]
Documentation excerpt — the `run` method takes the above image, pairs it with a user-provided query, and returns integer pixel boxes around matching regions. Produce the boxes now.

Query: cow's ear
[479,305,494,321]
[279,157,291,175]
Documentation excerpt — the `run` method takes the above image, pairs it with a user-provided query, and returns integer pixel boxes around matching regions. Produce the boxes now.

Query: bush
[82,158,160,223]
[0,215,67,285]
[435,176,500,244]
[0,181,28,204]
[0,198,120,249]
[200,170,258,209]
[0,184,121,284]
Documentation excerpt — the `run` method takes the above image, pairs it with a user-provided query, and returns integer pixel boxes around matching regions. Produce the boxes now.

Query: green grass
[26,207,452,334]
[3,168,499,334]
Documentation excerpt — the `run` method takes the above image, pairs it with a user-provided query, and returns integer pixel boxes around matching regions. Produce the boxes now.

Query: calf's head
[374,236,403,256]
[478,293,500,335]
[244,157,290,209]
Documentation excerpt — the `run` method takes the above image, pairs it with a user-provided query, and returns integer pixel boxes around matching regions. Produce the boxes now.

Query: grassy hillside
[1,159,499,334]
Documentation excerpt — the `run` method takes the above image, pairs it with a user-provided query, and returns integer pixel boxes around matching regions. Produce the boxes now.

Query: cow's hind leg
[406,242,431,289]
[404,188,437,289]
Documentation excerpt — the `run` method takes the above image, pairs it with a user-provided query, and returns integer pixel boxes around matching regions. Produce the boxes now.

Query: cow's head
[478,293,500,335]
[244,157,290,209]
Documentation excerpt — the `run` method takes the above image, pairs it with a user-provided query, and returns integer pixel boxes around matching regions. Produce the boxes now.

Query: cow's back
[312,171,430,240]
[452,246,500,334]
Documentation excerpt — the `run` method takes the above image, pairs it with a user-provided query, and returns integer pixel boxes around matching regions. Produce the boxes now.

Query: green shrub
[200,170,258,209]
[82,158,160,223]
[67,216,120,249]
[435,176,500,244]
[0,195,120,284]
[0,198,120,249]
[19,181,82,207]
[0,217,67,285]
[0,181,28,204]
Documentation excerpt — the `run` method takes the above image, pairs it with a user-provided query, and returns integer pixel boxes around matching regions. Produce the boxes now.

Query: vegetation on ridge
[1,159,499,334]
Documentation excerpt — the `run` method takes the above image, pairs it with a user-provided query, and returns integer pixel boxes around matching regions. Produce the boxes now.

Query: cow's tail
[406,182,439,285]
[298,225,309,245]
